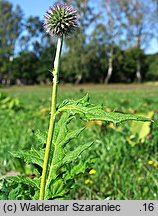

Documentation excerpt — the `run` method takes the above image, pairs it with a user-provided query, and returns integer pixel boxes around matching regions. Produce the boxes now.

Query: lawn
[0,83,158,199]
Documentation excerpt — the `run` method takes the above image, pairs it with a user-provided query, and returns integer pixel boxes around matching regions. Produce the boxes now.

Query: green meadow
[0,84,158,199]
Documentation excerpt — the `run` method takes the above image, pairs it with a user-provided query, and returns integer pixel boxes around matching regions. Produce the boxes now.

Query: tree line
[0,0,158,85]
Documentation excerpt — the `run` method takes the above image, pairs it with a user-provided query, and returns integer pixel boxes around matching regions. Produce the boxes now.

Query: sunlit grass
[0,83,158,199]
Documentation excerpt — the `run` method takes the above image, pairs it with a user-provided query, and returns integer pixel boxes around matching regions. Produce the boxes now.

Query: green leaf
[6,176,40,200]
[34,130,47,143]
[8,184,21,200]
[57,94,152,124]
[64,159,95,180]
[63,141,93,164]
[53,113,75,146]
[47,113,85,180]
[50,179,65,197]
[7,176,40,190]
[60,127,85,147]
[45,112,90,198]
[46,178,74,200]
[34,130,47,147]
[0,97,11,104]
[11,149,45,168]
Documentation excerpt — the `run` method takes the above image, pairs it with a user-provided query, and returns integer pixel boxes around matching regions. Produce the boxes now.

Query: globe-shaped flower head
[44,4,79,37]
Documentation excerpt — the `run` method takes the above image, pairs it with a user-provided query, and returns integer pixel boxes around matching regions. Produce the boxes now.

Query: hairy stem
[39,36,63,200]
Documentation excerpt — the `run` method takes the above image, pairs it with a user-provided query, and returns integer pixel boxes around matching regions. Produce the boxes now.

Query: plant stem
[39,36,63,200]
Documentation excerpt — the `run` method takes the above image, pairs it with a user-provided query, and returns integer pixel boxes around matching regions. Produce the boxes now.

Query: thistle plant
[40,3,79,200]
[0,4,152,200]
[44,4,78,37]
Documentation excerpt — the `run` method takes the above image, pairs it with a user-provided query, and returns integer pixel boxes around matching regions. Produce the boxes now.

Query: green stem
[39,36,63,200]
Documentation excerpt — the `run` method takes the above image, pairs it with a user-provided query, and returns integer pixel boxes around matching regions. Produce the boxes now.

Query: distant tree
[0,0,23,84]
[37,45,56,84]
[117,0,157,82]
[12,52,39,84]
[19,16,44,54]
[18,15,56,83]
[145,53,158,81]
[58,0,99,84]
[101,0,124,83]
[87,24,108,83]
[121,47,147,82]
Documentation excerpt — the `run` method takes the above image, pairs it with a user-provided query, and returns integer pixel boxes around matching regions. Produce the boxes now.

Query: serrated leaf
[63,141,93,164]
[11,149,45,168]
[46,178,73,200]
[50,179,64,197]
[34,130,47,145]
[7,176,40,189]
[6,176,40,200]
[46,114,84,179]
[8,184,21,200]
[53,113,75,146]
[64,159,94,180]
[45,94,152,199]
[45,113,91,198]
[57,94,152,124]
[60,127,85,147]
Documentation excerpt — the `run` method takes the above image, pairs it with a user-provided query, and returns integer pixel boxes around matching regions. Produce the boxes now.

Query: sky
[10,0,56,18]
[9,0,158,54]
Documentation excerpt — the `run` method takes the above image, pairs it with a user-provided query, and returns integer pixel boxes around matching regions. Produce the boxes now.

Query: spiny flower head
[44,4,79,37]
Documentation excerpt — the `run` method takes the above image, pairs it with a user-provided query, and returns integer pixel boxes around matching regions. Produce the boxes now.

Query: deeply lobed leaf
[57,94,153,124]
[45,112,89,198]
[11,149,45,168]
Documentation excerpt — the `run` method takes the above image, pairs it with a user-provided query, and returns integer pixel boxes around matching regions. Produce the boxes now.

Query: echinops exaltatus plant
[44,4,79,37]
[40,3,79,200]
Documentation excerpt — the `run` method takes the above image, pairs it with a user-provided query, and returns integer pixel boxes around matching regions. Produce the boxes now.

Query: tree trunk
[6,79,11,85]
[135,35,142,82]
[104,56,113,84]
[6,70,11,85]
[75,74,82,84]
[16,79,22,85]
[136,59,141,82]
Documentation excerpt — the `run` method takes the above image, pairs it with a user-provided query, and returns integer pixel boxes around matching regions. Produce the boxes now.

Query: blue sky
[9,0,158,54]
[10,0,56,18]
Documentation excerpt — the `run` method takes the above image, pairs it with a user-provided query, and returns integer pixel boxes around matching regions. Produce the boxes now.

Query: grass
[0,83,158,199]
